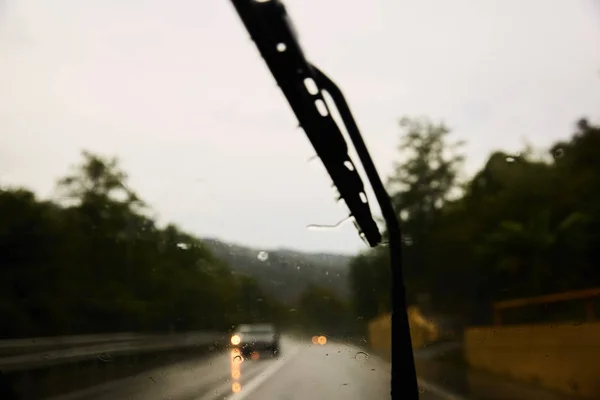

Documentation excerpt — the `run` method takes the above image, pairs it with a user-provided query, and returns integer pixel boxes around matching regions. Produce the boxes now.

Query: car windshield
[1,1,599,400]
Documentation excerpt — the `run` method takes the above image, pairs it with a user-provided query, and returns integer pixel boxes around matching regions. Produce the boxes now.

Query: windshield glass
[1,1,599,400]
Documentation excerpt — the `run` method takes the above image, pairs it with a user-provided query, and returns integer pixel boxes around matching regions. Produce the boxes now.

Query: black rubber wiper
[229,1,418,398]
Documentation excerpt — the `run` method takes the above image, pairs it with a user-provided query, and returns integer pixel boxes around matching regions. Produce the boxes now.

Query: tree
[348,247,390,321]
[388,117,465,300]
[349,116,465,325]
[0,150,291,337]
[56,151,144,210]
[296,285,353,336]
[349,116,600,327]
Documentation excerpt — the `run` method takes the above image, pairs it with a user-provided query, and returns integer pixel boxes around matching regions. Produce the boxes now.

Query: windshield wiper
[229,0,418,398]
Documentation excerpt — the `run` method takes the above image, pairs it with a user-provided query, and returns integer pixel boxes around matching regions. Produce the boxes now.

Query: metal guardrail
[0,331,226,372]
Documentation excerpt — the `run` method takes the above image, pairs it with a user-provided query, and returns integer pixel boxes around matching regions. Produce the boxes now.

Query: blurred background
[1,0,599,399]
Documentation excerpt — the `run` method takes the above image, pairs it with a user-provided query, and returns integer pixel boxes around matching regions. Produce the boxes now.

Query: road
[51,336,451,400]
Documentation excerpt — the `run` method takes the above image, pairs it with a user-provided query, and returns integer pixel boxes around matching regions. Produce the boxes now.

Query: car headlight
[231,334,241,345]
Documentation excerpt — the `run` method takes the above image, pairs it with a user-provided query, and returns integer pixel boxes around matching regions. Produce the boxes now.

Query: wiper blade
[230,1,419,398]
[229,0,380,247]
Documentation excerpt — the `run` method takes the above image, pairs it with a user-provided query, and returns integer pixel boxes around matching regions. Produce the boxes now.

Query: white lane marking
[417,378,468,400]
[224,347,299,400]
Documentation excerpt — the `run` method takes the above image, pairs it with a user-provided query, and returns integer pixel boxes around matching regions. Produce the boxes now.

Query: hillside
[202,238,352,304]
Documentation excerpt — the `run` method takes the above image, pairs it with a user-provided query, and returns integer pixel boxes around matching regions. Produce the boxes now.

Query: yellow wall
[465,322,600,398]
[368,313,391,357]
[367,307,439,358]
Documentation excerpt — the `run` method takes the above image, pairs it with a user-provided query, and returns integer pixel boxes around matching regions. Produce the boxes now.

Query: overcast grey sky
[1,0,599,255]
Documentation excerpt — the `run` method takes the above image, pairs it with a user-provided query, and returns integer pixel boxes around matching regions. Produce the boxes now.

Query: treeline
[0,152,353,338]
[350,117,600,325]
[202,239,352,304]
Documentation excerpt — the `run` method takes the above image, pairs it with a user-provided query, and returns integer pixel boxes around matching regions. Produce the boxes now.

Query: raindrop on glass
[97,353,114,362]
[257,251,269,261]
[554,147,565,159]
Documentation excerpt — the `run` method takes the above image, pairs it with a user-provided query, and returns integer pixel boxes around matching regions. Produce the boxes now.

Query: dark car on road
[230,323,280,357]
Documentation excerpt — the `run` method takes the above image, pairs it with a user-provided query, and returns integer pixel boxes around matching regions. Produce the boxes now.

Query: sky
[1,0,599,255]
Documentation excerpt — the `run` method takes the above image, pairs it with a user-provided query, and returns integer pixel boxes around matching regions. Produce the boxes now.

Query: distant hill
[202,238,352,304]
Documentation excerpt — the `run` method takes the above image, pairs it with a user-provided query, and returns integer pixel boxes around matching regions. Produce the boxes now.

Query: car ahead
[230,323,280,357]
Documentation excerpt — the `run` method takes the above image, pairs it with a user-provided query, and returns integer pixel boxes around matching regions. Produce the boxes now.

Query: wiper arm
[229,1,418,398]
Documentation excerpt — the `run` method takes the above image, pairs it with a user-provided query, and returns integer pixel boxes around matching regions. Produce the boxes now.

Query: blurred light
[317,336,327,345]
[232,382,242,393]
[311,336,318,345]
[231,349,244,364]
[231,334,241,345]
[232,369,241,379]
[251,351,260,360]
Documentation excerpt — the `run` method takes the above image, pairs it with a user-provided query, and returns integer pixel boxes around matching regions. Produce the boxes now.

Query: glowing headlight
[231,334,241,345]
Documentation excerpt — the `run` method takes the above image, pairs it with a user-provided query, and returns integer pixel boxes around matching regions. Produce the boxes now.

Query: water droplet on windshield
[257,251,269,261]
[554,147,565,158]
[358,232,369,245]
[97,353,114,362]
[296,265,301,270]
[355,351,369,360]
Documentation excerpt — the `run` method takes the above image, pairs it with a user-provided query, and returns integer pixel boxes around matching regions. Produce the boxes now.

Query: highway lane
[51,336,453,400]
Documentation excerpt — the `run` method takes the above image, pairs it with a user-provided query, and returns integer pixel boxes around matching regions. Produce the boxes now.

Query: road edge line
[224,347,299,400]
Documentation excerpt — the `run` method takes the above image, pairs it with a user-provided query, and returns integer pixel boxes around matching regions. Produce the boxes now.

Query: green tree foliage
[348,247,390,322]
[0,151,282,338]
[349,117,600,325]
[296,284,354,336]
[388,117,465,303]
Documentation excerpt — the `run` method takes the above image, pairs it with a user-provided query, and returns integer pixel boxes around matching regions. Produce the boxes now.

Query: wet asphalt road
[52,336,450,400]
